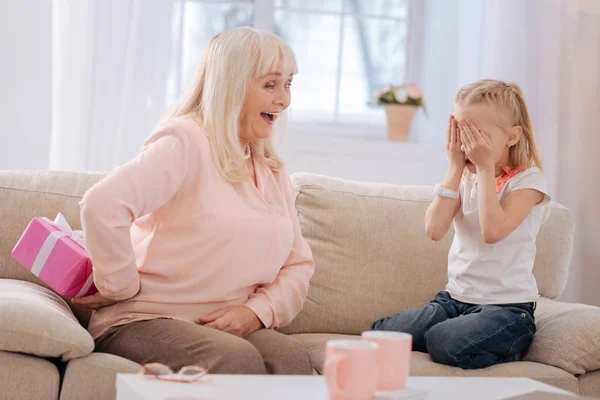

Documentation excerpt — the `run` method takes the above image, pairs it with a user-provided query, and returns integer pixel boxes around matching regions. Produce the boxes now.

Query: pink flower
[378,86,391,96]
[406,86,422,99]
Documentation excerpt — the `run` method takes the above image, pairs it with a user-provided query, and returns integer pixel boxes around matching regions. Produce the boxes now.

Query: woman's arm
[244,170,316,329]
[79,130,190,301]
[425,115,464,241]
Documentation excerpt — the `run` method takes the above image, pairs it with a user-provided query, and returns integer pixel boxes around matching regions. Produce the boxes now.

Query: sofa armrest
[0,279,94,361]
[523,297,600,375]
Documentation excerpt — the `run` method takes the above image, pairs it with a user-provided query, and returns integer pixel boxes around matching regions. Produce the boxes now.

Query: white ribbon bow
[41,213,85,248]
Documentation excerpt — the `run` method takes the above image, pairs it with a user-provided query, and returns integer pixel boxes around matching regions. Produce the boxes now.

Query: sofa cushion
[281,173,574,335]
[523,297,600,375]
[578,370,600,398]
[291,333,579,394]
[0,279,94,361]
[60,352,140,400]
[0,350,60,400]
[0,170,104,327]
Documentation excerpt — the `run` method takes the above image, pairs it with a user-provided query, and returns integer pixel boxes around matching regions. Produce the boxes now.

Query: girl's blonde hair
[454,79,543,170]
[162,27,297,182]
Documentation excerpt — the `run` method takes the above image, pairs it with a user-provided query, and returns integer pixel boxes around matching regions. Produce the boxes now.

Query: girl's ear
[507,126,522,147]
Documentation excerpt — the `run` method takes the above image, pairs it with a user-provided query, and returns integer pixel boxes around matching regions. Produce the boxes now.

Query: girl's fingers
[459,122,471,147]
[461,121,476,147]
[454,120,462,148]
[450,118,456,148]
[468,120,484,142]
[480,128,493,147]
[446,115,452,145]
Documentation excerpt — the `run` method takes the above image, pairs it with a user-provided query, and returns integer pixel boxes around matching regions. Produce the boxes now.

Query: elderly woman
[73,27,315,375]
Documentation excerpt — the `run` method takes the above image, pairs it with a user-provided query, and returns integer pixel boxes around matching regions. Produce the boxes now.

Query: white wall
[282,134,447,186]
[0,1,53,170]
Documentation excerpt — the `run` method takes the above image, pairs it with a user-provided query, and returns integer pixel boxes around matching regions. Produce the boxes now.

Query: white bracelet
[434,184,459,200]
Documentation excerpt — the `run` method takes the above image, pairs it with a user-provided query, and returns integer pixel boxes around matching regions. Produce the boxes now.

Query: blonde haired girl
[372,79,550,370]
[74,27,315,375]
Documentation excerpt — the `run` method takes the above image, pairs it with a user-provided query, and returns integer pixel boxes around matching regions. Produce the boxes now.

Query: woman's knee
[246,330,313,375]
[203,335,266,374]
[268,335,313,375]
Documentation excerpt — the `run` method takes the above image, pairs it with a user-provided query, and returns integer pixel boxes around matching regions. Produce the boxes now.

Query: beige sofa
[1,170,599,400]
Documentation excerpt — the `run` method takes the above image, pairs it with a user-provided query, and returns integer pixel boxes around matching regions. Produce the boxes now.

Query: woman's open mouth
[260,112,278,125]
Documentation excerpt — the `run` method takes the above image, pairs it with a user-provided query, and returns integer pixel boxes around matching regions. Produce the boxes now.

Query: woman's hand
[459,119,495,171]
[71,292,118,310]
[446,115,466,171]
[199,306,264,338]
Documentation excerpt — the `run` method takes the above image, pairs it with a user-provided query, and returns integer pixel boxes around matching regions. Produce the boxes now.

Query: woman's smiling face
[239,67,294,143]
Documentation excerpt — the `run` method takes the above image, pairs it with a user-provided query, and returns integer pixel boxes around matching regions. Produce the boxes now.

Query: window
[175,0,411,137]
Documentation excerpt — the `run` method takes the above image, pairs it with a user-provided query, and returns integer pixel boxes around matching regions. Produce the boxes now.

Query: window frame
[189,0,418,138]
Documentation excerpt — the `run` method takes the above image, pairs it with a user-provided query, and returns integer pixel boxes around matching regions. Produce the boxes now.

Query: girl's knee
[424,322,488,368]
[425,324,508,370]
[424,325,461,366]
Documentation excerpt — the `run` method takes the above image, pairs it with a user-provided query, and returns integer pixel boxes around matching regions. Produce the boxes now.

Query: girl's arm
[425,168,462,241]
[425,115,464,241]
[460,120,545,244]
[476,168,544,244]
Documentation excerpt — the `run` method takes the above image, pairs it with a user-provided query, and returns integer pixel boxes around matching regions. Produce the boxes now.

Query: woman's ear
[507,126,523,147]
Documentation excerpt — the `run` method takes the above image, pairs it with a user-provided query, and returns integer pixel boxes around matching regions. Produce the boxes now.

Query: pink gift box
[11,215,97,298]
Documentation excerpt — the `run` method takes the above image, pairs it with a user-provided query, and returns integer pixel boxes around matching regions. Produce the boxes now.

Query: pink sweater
[80,115,315,339]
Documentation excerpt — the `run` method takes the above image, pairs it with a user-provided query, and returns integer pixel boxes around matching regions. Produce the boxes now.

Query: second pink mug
[323,339,379,400]
[361,331,412,391]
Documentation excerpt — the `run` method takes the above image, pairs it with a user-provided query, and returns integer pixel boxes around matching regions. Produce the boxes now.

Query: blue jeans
[371,291,536,369]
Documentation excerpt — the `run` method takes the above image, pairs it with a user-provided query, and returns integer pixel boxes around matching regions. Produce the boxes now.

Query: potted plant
[376,83,425,142]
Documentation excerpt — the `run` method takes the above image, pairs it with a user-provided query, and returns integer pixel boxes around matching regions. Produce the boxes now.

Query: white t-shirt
[445,167,551,304]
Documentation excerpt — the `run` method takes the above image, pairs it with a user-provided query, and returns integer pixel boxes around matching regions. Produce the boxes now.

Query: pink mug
[361,331,412,392]
[323,340,379,400]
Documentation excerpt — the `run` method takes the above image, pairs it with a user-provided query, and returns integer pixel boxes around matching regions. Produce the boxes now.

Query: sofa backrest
[280,173,574,335]
[0,170,574,334]
[0,170,104,326]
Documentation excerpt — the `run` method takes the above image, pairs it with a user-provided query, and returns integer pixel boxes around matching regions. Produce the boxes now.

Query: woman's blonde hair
[163,27,297,182]
[454,79,543,170]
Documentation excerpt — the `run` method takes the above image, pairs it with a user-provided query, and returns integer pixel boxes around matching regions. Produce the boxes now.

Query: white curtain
[50,0,179,172]
[410,0,600,305]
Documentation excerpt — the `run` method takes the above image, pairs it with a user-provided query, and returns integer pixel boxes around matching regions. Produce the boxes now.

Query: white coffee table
[116,374,576,400]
